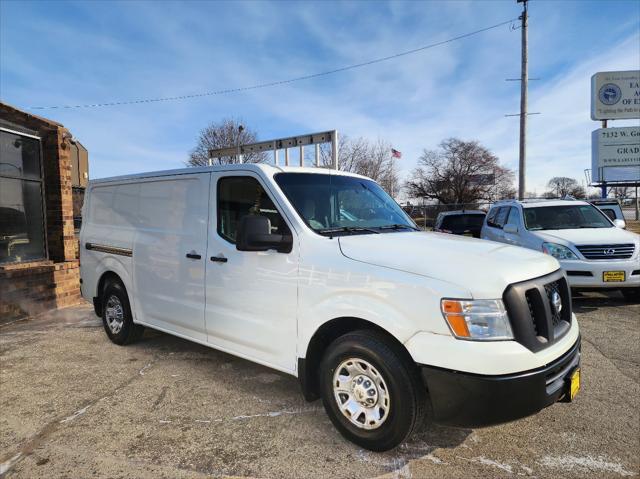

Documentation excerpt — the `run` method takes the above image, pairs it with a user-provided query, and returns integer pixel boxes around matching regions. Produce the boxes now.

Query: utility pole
[517,0,528,200]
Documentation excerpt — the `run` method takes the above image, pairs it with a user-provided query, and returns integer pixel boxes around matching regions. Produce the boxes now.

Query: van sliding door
[132,173,210,341]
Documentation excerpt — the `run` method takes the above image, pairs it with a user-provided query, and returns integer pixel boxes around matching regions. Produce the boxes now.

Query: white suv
[481,199,640,302]
[81,165,581,451]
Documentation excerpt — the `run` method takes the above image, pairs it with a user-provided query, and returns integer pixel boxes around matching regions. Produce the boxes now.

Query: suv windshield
[275,173,416,235]
[523,204,613,231]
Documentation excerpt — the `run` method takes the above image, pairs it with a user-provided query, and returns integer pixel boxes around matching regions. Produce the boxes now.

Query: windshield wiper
[377,224,420,231]
[318,226,381,236]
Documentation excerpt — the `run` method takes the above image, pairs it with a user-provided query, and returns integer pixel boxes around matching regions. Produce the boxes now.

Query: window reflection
[0,130,46,263]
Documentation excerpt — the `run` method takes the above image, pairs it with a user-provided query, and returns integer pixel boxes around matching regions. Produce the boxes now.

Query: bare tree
[319,135,400,196]
[611,186,629,200]
[188,118,267,166]
[545,177,586,198]
[405,138,515,204]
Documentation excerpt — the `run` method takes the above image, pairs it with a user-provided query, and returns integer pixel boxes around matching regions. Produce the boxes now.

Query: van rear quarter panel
[81,183,137,304]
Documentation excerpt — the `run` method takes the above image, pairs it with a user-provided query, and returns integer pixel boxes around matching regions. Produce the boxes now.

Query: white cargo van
[81,164,581,451]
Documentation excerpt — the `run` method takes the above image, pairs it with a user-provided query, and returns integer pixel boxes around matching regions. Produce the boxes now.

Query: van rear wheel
[319,330,425,451]
[102,279,144,345]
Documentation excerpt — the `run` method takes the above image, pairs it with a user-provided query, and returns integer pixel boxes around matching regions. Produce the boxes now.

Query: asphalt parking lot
[1,292,638,479]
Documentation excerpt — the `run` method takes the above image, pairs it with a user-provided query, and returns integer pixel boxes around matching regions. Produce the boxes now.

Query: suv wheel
[621,288,640,304]
[320,330,425,451]
[102,279,144,345]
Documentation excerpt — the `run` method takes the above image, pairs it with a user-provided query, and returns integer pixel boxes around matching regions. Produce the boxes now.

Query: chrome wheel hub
[332,358,390,430]
[104,295,124,334]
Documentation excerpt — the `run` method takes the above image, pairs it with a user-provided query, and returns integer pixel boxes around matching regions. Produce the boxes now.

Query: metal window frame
[0,126,49,263]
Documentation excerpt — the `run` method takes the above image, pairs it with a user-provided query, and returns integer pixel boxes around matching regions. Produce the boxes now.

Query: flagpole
[390,149,395,199]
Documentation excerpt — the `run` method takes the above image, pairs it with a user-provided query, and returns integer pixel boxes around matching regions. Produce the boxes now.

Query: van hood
[338,231,559,299]
[532,227,639,246]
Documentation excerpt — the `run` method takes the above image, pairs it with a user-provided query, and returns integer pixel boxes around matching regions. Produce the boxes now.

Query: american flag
[391,148,402,159]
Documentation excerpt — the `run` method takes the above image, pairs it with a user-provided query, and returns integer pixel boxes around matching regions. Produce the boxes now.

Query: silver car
[481,199,640,302]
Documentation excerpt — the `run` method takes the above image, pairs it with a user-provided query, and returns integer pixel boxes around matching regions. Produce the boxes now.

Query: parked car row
[434,199,639,302]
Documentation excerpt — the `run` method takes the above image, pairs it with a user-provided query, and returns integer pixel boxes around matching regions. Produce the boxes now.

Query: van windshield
[523,205,613,231]
[274,173,417,235]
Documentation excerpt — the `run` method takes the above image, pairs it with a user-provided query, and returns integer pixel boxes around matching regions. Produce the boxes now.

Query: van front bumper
[420,336,581,428]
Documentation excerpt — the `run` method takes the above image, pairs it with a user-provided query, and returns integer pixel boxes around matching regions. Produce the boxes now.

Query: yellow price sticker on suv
[569,368,580,401]
[603,271,625,282]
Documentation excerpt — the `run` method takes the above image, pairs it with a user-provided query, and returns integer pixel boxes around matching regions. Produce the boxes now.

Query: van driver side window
[217,176,289,244]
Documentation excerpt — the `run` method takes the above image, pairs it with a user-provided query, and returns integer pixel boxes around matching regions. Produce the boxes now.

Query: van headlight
[542,242,578,260]
[441,299,513,341]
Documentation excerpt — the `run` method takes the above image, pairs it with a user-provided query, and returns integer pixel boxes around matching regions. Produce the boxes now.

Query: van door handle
[186,253,202,260]
[210,256,228,263]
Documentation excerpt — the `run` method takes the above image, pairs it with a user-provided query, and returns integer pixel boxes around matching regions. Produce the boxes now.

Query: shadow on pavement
[571,290,631,314]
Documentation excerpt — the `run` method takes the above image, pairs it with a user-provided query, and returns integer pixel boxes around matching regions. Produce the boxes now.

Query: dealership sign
[591,126,640,182]
[591,70,640,120]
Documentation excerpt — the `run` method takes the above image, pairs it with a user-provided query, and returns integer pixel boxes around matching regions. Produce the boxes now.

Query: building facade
[0,102,88,322]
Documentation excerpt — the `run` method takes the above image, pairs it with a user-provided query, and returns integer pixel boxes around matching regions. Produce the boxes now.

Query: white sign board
[591,126,640,182]
[591,70,640,120]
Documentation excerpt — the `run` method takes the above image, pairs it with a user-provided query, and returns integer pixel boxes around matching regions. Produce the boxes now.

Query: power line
[30,18,517,110]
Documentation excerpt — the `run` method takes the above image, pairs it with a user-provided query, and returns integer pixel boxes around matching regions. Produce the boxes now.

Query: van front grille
[544,281,563,327]
[576,244,635,260]
[503,270,572,352]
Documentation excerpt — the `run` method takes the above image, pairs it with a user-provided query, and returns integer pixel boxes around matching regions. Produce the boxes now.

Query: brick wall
[0,103,84,323]
[0,260,81,321]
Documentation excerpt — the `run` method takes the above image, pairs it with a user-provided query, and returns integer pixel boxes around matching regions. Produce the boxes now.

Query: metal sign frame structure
[208,130,339,170]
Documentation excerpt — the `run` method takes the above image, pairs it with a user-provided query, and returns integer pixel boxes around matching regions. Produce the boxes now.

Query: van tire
[319,330,425,451]
[621,288,640,303]
[101,279,144,345]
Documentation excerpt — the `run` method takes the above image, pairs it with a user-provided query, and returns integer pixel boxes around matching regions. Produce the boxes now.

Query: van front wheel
[102,280,144,345]
[319,330,425,451]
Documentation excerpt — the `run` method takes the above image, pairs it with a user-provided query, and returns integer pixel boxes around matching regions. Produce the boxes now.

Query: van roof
[89,163,368,185]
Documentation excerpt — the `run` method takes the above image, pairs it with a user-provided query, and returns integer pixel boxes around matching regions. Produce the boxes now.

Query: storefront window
[0,129,46,263]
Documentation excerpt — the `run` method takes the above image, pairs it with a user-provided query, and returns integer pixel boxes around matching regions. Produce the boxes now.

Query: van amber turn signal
[441,299,514,341]
[441,300,470,337]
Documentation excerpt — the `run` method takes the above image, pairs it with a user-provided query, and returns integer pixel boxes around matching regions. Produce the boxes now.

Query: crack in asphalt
[152,385,169,409]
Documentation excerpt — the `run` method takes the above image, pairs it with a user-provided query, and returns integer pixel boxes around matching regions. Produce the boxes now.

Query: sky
[1,0,639,198]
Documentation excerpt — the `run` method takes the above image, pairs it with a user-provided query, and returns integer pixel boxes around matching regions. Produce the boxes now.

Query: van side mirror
[236,215,292,253]
[503,223,519,235]
[613,219,626,229]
